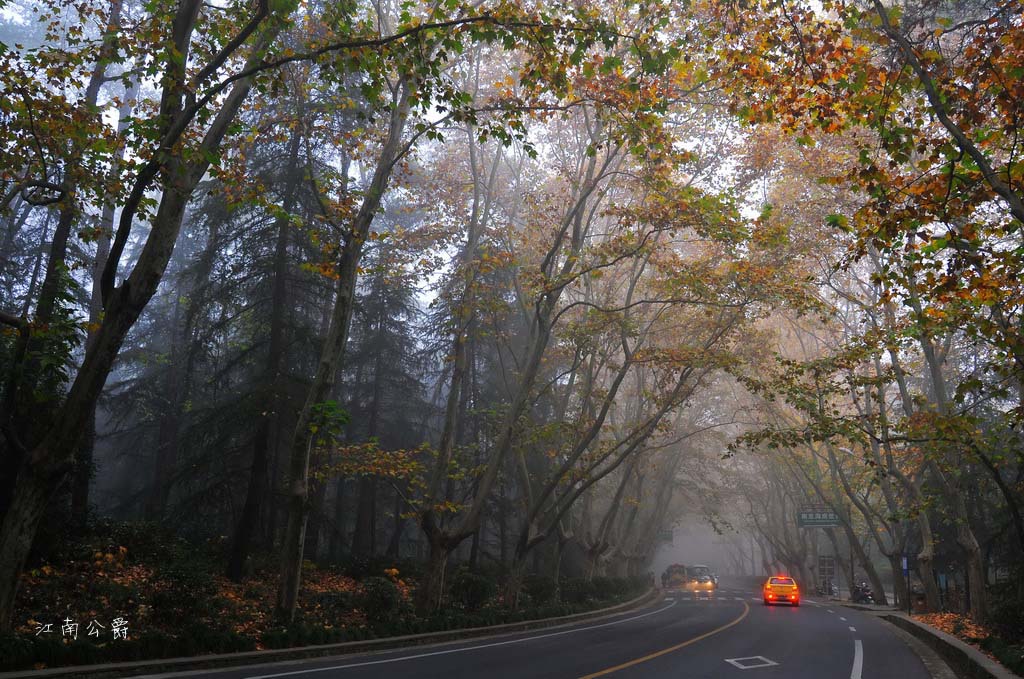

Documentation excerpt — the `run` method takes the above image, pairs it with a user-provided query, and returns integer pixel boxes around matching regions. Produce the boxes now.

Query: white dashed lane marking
[851,639,864,679]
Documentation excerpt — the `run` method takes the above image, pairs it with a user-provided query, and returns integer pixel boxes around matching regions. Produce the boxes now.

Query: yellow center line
[577,601,750,678]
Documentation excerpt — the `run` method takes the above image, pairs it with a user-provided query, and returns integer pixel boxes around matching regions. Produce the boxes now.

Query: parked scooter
[851,581,874,604]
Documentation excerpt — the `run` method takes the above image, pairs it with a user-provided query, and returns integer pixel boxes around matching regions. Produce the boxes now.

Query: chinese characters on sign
[796,506,841,527]
[35,617,127,640]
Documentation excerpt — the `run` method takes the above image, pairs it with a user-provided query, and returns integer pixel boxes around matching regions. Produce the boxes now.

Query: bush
[316,590,357,619]
[591,576,625,599]
[104,521,182,562]
[260,624,347,649]
[449,571,496,612]
[623,574,649,597]
[560,577,597,604]
[559,575,646,605]
[151,559,219,624]
[0,633,35,671]
[332,556,390,581]
[981,637,1024,675]
[988,581,1024,643]
[359,576,401,622]
[522,574,558,605]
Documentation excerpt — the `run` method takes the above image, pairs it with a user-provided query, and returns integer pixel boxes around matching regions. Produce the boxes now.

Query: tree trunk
[145,292,183,520]
[352,312,385,557]
[330,478,348,560]
[843,522,888,605]
[70,418,94,527]
[504,554,528,610]
[0,465,53,631]
[915,512,941,611]
[227,435,269,580]
[888,553,908,609]
[419,532,449,612]
[304,476,328,561]
[227,125,301,580]
[385,491,407,558]
[276,84,409,621]
[351,477,376,557]
[957,514,988,621]
[71,78,137,526]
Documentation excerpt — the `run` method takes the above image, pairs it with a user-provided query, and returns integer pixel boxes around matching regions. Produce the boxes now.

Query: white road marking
[245,599,679,678]
[664,597,674,602]
[734,597,744,601]
[849,626,856,632]
[725,656,780,670]
[827,609,835,613]
[840,616,847,621]
[851,639,864,679]
[751,597,761,601]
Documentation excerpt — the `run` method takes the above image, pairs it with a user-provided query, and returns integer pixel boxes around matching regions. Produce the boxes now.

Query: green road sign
[797,509,840,527]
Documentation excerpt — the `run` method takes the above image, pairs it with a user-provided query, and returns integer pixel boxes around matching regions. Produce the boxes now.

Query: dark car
[687,564,715,591]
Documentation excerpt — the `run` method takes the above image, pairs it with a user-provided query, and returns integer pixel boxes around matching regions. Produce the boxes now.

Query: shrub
[981,637,1024,675]
[560,577,597,604]
[449,571,496,612]
[591,576,620,599]
[105,521,181,562]
[522,574,558,605]
[317,590,357,619]
[0,633,35,671]
[151,559,219,624]
[335,556,394,581]
[988,581,1024,643]
[260,624,347,649]
[359,576,401,622]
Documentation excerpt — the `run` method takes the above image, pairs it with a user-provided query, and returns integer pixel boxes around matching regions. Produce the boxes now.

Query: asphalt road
[154,580,934,679]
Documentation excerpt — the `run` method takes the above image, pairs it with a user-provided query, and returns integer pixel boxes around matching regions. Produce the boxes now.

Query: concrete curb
[878,613,1021,679]
[0,588,660,679]
[841,602,900,613]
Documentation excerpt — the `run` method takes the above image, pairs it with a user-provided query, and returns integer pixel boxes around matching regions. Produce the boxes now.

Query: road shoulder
[879,616,960,679]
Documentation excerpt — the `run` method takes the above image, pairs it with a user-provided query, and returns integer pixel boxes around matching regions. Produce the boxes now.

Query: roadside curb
[876,612,1021,679]
[0,588,660,679]
[840,602,900,613]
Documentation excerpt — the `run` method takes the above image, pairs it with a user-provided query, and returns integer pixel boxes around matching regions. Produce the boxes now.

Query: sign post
[797,506,842,597]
